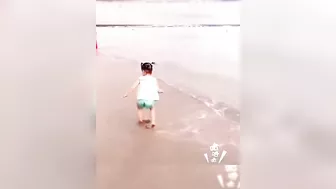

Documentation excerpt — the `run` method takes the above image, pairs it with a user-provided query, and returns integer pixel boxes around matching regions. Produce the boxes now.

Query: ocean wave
[159,78,240,123]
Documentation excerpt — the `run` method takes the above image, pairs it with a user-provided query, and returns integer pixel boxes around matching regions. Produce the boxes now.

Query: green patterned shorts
[137,99,156,109]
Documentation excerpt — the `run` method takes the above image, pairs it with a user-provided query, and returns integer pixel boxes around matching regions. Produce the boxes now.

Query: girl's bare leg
[137,108,143,122]
[150,107,156,127]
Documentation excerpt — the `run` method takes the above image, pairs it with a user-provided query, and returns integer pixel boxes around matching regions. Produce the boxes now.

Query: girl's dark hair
[141,62,155,73]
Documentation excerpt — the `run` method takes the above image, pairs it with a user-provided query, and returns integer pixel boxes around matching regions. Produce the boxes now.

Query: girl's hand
[158,89,164,93]
[123,94,128,98]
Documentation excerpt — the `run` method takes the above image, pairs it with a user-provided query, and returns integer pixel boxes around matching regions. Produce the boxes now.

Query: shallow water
[97,26,240,109]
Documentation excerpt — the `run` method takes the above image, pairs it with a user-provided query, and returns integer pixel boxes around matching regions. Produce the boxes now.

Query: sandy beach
[96,1,240,188]
[96,53,240,188]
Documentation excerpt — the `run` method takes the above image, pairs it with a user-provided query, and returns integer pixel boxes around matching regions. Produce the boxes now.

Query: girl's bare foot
[146,124,155,129]
[143,120,151,123]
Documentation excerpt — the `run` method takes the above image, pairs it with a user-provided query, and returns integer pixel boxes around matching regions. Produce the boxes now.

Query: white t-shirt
[137,75,159,101]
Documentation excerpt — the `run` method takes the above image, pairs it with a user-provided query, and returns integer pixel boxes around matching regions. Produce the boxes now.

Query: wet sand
[96,53,240,189]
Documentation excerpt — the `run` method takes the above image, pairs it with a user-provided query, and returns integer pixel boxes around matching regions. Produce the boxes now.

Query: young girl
[123,62,163,128]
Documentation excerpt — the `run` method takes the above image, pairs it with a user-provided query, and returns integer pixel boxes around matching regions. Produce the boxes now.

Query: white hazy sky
[96,1,240,25]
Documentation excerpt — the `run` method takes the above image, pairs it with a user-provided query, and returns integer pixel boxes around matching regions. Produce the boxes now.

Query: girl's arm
[156,79,164,93]
[123,79,140,98]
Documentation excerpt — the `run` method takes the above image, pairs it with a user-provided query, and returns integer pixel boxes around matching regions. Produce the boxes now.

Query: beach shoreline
[96,2,240,188]
[96,1,240,109]
[96,52,240,188]
[97,26,240,110]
